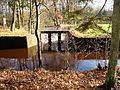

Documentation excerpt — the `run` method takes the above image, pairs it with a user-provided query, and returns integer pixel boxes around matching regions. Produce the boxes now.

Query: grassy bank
[71,24,112,38]
[0,28,28,36]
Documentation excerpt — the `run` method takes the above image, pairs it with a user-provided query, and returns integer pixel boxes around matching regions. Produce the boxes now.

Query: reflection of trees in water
[0,52,109,71]
[0,56,38,70]
[42,52,76,71]
[0,58,17,69]
[0,52,77,71]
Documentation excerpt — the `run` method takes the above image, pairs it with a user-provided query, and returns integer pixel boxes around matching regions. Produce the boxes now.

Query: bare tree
[16,0,22,29]
[10,0,16,31]
[28,0,32,33]
[34,0,42,67]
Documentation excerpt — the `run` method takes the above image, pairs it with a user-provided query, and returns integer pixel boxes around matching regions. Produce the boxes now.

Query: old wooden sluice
[41,27,69,51]
[0,27,112,58]
[41,27,112,53]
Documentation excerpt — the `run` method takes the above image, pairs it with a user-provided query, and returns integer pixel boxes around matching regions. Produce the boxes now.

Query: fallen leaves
[0,69,108,90]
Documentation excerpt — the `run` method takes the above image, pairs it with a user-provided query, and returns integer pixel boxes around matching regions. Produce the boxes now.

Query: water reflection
[42,52,76,71]
[0,57,38,70]
[42,52,110,71]
[0,46,37,58]
[0,46,120,71]
[0,49,110,71]
[75,60,108,71]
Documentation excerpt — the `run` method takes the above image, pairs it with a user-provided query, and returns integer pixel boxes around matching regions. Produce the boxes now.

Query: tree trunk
[66,0,70,18]
[106,0,120,89]
[17,0,22,29]
[10,1,16,31]
[28,0,32,33]
[21,0,24,27]
[35,0,42,68]
[18,0,23,27]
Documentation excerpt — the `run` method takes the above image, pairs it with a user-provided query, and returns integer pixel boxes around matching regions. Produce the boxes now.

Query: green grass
[98,24,112,33]
[71,24,112,38]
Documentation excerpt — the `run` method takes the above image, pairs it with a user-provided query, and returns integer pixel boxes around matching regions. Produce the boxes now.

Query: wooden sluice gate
[40,27,114,59]
[41,29,111,52]
[0,27,113,59]
[41,28,69,52]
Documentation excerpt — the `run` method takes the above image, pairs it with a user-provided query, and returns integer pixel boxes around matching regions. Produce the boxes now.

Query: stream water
[0,49,120,71]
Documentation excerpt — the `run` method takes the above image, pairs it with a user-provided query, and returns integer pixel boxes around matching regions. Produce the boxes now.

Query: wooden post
[48,33,52,51]
[58,32,61,51]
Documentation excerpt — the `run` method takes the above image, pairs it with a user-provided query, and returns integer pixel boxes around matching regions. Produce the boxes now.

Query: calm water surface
[0,49,120,71]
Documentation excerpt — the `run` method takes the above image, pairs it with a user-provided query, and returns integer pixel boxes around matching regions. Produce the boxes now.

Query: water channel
[0,47,120,71]
[0,30,119,71]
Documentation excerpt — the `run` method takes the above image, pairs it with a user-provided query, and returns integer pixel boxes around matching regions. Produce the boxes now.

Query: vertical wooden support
[67,32,70,51]
[48,33,52,51]
[58,32,61,51]
[66,32,69,51]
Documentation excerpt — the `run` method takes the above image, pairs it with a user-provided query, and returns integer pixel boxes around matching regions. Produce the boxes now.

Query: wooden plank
[48,33,52,51]
[41,30,69,33]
